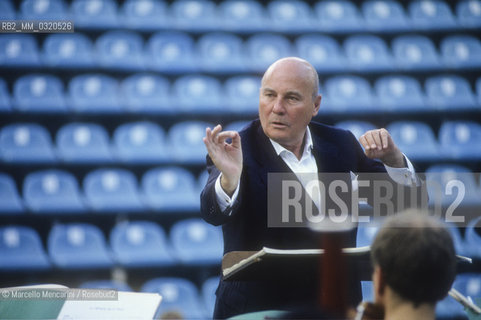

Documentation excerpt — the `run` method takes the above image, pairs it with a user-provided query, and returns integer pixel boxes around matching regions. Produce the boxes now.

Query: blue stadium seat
[426,164,481,207]
[0,225,51,271]
[335,120,376,140]
[202,277,219,317]
[224,76,260,113]
[446,224,467,256]
[464,217,481,258]
[295,35,347,73]
[374,76,426,112]
[425,75,477,110]
[42,34,95,68]
[392,35,441,71]
[0,35,40,67]
[14,74,67,113]
[362,0,409,32]
[69,74,122,113]
[408,0,457,30]
[71,0,119,29]
[48,223,113,269]
[23,169,86,214]
[170,218,223,265]
[454,273,481,298]
[315,0,364,33]
[171,0,218,32]
[121,0,169,30]
[441,35,481,69]
[141,277,205,318]
[173,75,223,113]
[245,33,292,72]
[435,294,466,319]
[457,0,481,28]
[142,167,199,212]
[324,76,376,112]
[386,121,440,161]
[95,31,144,71]
[225,121,251,132]
[83,168,144,213]
[0,123,56,163]
[478,77,481,105]
[218,0,266,33]
[56,122,113,163]
[0,173,24,214]
[20,0,68,20]
[122,74,172,114]
[113,121,169,163]
[0,0,15,20]
[356,225,379,247]
[0,78,12,112]
[147,31,198,74]
[267,0,316,33]
[344,35,394,72]
[168,121,212,164]
[197,169,209,197]
[110,221,174,267]
[197,33,246,73]
[79,280,132,291]
[361,281,374,301]
[439,121,481,160]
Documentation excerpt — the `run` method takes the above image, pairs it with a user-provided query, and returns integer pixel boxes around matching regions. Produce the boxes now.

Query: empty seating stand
[0,0,479,311]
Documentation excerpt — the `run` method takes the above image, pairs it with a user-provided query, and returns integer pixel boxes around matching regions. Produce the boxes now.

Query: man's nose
[272,98,285,114]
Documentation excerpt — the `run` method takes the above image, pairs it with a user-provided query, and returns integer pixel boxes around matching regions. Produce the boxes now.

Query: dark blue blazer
[200,119,413,318]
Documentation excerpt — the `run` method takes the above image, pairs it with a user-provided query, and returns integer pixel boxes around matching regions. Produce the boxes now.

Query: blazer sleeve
[200,156,242,226]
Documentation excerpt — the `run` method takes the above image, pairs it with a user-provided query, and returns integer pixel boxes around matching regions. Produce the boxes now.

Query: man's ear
[312,94,321,116]
[373,265,386,303]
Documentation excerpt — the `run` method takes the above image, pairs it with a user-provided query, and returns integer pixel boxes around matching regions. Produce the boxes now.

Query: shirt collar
[269,126,314,158]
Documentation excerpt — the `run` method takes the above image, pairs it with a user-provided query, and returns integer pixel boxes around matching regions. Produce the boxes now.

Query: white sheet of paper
[57,291,162,320]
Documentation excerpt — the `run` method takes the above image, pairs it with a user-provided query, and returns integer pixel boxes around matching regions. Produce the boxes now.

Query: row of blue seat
[0,166,208,214]
[1,163,481,216]
[357,217,481,259]
[2,32,481,73]
[1,73,480,114]
[3,220,480,317]
[2,0,480,32]
[2,120,481,167]
[0,219,222,271]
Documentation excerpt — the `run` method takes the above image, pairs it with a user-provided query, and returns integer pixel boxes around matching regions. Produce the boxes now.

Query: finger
[380,128,389,149]
[205,127,212,143]
[371,130,383,151]
[363,131,377,150]
[216,131,237,144]
[230,132,241,148]
[211,124,222,140]
[359,134,370,150]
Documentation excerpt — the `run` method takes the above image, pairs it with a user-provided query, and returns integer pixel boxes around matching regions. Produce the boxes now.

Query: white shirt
[215,127,419,212]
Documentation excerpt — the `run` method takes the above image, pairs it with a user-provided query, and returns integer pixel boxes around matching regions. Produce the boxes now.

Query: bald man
[201,57,422,318]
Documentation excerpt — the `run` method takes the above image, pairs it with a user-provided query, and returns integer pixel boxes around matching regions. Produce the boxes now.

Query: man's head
[371,211,456,308]
[259,57,321,152]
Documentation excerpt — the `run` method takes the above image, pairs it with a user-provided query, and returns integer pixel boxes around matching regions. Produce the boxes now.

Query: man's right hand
[203,124,243,196]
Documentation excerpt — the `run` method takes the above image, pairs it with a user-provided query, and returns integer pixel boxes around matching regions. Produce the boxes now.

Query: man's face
[259,60,321,149]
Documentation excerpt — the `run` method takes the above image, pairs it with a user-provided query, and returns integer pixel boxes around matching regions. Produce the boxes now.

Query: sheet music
[57,291,162,320]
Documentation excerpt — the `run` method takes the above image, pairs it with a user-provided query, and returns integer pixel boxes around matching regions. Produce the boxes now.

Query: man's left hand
[359,128,405,168]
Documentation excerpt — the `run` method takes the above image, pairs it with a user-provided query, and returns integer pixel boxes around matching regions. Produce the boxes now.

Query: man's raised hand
[359,128,405,168]
[203,124,243,196]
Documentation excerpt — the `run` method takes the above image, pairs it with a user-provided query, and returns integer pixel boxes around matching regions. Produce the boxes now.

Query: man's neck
[384,293,436,320]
